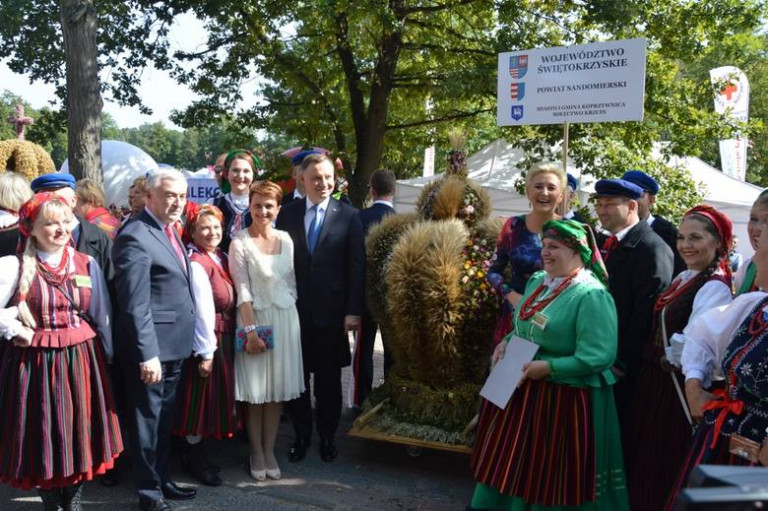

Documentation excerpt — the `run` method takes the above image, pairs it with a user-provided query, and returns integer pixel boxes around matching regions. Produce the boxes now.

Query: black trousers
[288,363,343,442]
[352,309,393,406]
[288,324,346,441]
[124,360,183,502]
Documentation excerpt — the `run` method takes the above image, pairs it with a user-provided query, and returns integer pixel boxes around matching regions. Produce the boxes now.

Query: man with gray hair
[113,168,198,511]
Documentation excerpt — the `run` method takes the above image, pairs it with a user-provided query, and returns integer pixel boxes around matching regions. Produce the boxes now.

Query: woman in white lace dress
[229,180,305,482]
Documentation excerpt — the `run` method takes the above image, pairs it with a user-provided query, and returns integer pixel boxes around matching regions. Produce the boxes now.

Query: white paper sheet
[480,335,540,409]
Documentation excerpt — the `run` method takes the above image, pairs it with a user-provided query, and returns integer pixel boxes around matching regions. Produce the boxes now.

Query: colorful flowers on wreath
[456,188,481,226]
[459,235,498,311]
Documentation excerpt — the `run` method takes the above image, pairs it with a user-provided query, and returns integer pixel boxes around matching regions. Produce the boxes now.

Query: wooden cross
[8,104,34,141]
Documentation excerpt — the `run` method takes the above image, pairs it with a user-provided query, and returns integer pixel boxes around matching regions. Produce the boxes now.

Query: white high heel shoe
[249,457,266,481]
[265,467,281,480]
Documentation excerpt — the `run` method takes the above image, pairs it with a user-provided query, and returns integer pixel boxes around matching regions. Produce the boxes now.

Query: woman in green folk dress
[469,219,629,511]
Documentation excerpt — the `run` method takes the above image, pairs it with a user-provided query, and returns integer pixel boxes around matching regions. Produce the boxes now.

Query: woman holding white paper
[469,219,628,511]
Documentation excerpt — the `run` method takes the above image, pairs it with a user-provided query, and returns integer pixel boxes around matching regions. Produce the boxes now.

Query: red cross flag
[710,66,750,181]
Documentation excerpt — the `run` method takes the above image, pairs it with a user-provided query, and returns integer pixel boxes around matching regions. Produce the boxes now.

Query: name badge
[531,312,549,330]
[73,275,92,288]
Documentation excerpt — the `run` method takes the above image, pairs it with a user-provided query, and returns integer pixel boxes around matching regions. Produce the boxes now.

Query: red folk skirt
[173,329,240,439]
[627,345,695,511]
[0,337,123,490]
[471,379,597,507]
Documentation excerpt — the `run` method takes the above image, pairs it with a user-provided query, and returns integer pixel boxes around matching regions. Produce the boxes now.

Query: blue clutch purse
[234,325,274,352]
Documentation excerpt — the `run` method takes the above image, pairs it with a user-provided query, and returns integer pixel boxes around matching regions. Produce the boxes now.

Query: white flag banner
[710,66,750,181]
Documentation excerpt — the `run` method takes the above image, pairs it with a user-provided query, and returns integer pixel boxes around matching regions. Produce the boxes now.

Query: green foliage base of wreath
[367,374,480,433]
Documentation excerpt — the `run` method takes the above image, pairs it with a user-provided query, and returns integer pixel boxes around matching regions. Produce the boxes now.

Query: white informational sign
[497,38,647,126]
[479,335,539,409]
[423,145,435,177]
[710,66,750,181]
[187,178,220,204]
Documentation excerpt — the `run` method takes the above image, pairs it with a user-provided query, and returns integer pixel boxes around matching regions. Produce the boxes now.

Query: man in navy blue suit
[275,153,365,463]
[352,169,397,407]
[113,168,197,511]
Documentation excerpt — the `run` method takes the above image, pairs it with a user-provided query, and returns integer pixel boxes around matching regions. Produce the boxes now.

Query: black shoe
[37,488,63,511]
[139,498,172,511]
[62,483,83,511]
[161,482,197,500]
[100,467,120,487]
[182,442,222,486]
[288,437,310,463]
[187,463,222,486]
[320,438,337,462]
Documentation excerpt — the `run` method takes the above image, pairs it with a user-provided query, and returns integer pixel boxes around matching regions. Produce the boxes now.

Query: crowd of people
[0,150,386,511]
[0,151,766,511]
[468,165,768,511]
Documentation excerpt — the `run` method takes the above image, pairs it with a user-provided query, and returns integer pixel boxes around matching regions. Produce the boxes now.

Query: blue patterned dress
[487,215,544,344]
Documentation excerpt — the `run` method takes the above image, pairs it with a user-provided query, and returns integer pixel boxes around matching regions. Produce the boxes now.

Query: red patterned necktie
[601,235,619,261]
[164,225,186,270]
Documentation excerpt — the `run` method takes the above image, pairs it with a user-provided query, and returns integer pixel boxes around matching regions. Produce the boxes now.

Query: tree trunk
[59,0,102,181]
[346,2,405,207]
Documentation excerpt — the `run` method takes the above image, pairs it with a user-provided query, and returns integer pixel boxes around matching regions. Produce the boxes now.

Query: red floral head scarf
[17,192,71,254]
[683,205,733,278]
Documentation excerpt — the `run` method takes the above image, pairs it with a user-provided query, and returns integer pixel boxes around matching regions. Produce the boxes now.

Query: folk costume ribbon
[701,388,744,448]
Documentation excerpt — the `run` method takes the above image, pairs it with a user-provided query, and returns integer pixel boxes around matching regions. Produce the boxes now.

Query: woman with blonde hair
[0,193,121,510]
[75,178,120,239]
[0,171,33,256]
[486,162,566,344]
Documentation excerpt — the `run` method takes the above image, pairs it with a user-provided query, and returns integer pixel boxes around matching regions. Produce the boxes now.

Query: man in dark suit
[275,153,365,463]
[112,168,197,511]
[30,173,114,279]
[622,170,686,276]
[594,178,673,473]
[352,169,397,407]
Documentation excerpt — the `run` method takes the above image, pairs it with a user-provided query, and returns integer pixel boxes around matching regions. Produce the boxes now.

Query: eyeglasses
[213,166,224,174]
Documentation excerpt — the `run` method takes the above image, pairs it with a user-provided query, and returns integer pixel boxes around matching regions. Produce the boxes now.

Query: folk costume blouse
[0,248,112,356]
[681,291,767,388]
[188,252,222,360]
[513,269,618,388]
[662,269,733,367]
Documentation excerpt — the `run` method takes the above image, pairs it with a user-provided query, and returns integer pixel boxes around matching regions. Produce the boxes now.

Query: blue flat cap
[621,170,659,195]
[594,178,643,200]
[30,173,76,192]
[291,150,320,166]
[567,173,579,191]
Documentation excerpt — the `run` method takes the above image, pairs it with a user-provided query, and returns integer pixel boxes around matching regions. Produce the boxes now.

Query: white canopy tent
[395,139,586,219]
[396,139,763,257]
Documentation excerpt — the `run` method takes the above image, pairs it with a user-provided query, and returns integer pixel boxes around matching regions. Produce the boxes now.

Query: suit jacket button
[191,309,195,314]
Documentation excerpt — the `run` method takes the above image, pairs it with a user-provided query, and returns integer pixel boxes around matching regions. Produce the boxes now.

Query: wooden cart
[347,399,476,456]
